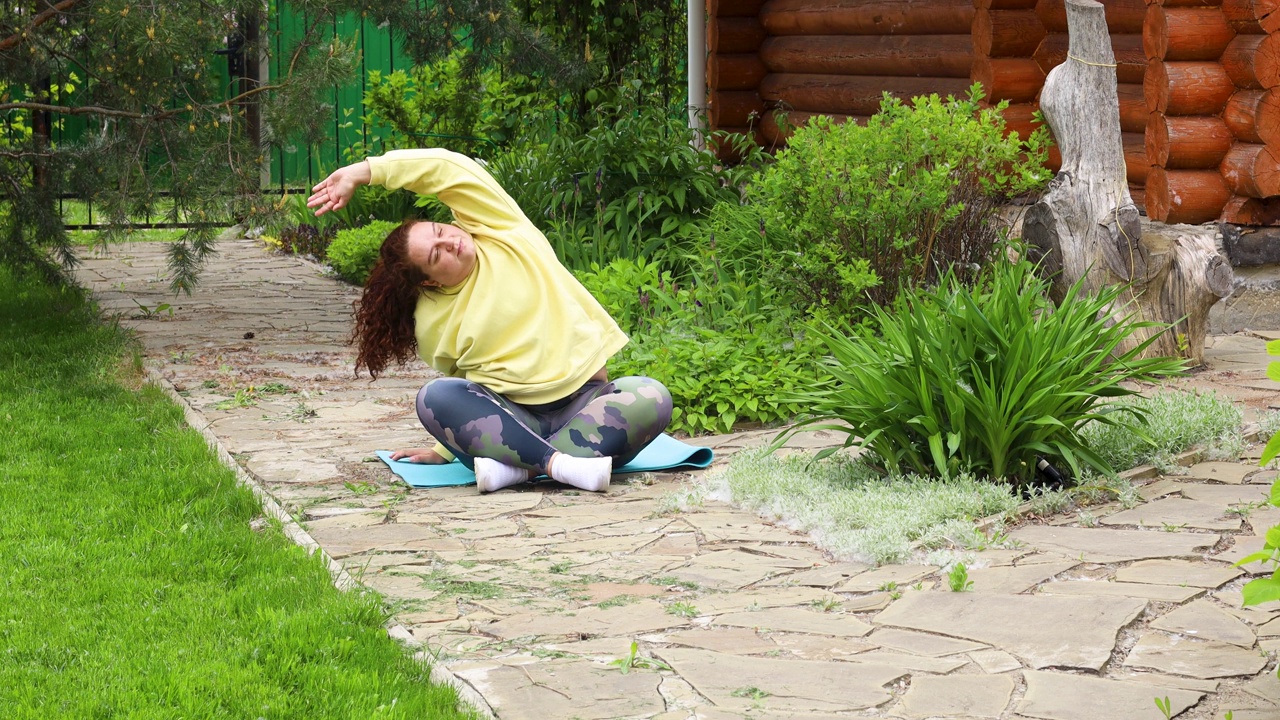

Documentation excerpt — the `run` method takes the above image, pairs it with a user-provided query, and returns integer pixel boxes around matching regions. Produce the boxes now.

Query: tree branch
[0,0,87,53]
[0,101,151,119]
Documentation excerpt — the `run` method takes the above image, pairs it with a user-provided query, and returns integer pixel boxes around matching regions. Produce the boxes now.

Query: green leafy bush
[750,86,1050,321]
[583,254,827,436]
[326,220,399,285]
[775,256,1186,484]
[489,88,763,274]
[353,48,548,158]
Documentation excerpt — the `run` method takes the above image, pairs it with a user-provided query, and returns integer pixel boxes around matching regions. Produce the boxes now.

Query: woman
[307,148,673,493]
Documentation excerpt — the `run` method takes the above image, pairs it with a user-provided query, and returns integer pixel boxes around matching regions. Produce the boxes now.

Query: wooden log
[760,0,975,36]
[978,0,1038,8]
[1218,0,1280,33]
[1124,132,1149,184]
[974,9,1047,58]
[758,109,865,146]
[1220,33,1280,88]
[1221,221,1280,258]
[1220,142,1280,196]
[1221,0,1271,33]
[709,54,768,91]
[1024,0,1231,366]
[1145,115,1235,169]
[1001,102,1044,141]
[1131,186,1146,208]
[1225,89,1266,141]
[1254,89,1280,144]
[1222,34,1267,88]
[1036,0,1146,33]
[1119,82,1149,133]
[972,57,1047,103]
[1144,61,1235,115]
[708,17,765,54]
[1146,167,1233,224]
[709,0,766,18]
[758,35,973,78]
[1220,195,1265,223]
[708,127,764,160]
[708,89,763,128]
[758,73,972,116]
[1034,33,1147,84]
[1144,6,1237,61]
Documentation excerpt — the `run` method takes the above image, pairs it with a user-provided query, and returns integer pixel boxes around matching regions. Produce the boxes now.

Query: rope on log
[1035,33,1147,84]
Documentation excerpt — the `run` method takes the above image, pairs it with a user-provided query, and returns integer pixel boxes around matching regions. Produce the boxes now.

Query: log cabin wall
[707,0,769,148]
[749,0,979,147]
[706,0,1280,227]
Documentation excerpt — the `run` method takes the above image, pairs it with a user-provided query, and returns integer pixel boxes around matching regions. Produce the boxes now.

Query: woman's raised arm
[306,160,372,216]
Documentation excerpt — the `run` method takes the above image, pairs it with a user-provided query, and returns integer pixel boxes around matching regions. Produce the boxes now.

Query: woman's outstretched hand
[307,160,372,216]
[389,447,448,464]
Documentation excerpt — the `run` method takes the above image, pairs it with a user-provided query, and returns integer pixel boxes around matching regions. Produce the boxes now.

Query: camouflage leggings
[415,375,674,473]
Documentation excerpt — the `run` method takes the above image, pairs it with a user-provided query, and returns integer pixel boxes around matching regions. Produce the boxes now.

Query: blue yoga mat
[376,433,714,489]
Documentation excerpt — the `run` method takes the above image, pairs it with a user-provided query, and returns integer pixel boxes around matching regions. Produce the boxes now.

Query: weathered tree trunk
[1022,0,1233,366]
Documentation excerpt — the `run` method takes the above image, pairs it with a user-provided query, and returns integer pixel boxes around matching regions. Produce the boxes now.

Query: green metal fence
[268,2,414,191]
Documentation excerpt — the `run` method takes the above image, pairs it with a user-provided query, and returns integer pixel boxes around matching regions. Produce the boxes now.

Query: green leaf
[1242,577,1280,606]
[1262,430,1280,467]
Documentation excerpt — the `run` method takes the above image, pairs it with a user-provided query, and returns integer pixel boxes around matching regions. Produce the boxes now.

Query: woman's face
[406,221,476,288]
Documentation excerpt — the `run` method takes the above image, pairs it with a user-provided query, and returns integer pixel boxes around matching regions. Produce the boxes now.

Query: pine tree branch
[0,101,152,119]
[0,0,87,53]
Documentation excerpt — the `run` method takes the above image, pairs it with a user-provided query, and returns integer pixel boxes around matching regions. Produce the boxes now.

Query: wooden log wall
[755,0,977,147]
[702,0,1280,226]
[706,0,768,157]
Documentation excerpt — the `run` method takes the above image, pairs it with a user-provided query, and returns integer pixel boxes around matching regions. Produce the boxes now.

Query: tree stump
[1022,0,1232,366]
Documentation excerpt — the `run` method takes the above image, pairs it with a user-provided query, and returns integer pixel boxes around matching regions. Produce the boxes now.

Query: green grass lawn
[0,268,471,718]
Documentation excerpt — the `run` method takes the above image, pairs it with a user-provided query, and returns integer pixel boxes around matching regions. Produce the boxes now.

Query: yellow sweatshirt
[366,149,629,458]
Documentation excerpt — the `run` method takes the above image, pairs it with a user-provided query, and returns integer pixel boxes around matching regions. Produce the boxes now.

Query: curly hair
[351,220,427,378]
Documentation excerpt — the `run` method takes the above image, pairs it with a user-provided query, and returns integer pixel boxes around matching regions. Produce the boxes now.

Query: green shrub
[775,256,1186,484]
[750,85,1050,321]
[326,220,399,285]
[584,254,827,436]
[276,223,336,260]
[488,88,763,274]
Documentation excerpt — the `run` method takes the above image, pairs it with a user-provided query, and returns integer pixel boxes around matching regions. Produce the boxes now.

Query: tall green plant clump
[748,86,1051,322]
[777,256,1186,485]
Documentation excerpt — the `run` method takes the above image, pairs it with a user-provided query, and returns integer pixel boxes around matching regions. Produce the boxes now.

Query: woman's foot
[548,453,612,492]
[474,457,532,493]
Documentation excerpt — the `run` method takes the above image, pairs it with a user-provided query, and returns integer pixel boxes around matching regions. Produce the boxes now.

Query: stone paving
[75,238,1280,720]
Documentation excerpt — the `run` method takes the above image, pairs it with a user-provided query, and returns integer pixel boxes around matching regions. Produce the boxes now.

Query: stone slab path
[76,239,1280,720]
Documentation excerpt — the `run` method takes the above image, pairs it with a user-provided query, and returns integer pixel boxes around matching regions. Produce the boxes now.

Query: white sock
[549,453,612,492]
[473,457,532,493]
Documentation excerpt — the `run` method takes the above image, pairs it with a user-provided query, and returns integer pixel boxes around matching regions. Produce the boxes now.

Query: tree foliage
[0,0,662,292]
